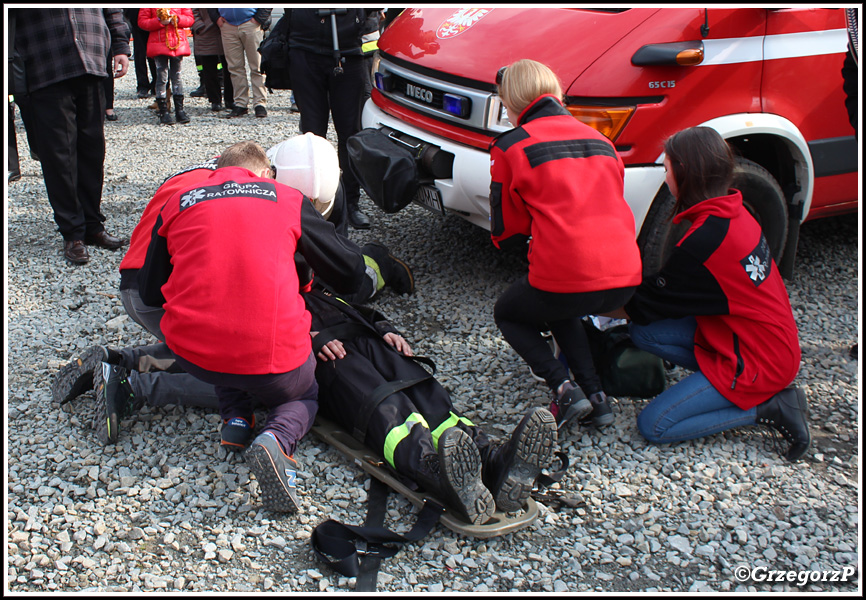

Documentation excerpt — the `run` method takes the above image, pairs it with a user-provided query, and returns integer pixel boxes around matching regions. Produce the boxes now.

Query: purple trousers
[173,351,318,456]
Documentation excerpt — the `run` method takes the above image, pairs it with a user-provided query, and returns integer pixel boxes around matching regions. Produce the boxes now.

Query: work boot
[482,407,557,513]
[189,83,206,98]
[755,387,811,461]
[578,391,615,429]
[173,95,190,124]
[416,428,495,525]
[156,97,174,125]
[549,380,592,430]
[347,202,371,229]
[361,241,415,296]
[93,363,143,445]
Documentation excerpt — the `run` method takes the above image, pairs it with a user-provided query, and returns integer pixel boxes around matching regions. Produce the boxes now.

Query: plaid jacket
[12,8,130,93]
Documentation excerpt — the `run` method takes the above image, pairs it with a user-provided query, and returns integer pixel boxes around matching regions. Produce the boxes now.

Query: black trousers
[199,54,234,107]
[130,18,157,94]
[28,75,108,241]
[495,276,636,395]
[315,336,490,483]
[289,50,366,211]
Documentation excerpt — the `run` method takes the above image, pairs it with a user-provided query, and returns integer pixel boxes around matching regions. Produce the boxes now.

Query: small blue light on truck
[374,72,393,92]
[443,93,470,118]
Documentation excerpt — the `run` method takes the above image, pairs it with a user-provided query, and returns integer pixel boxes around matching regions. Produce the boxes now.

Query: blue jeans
[629,318,756,444]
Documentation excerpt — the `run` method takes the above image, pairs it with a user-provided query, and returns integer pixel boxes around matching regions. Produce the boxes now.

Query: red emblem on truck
[436,9,492,39]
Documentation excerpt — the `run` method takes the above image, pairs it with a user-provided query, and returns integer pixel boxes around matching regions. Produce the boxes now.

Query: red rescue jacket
[489,94,642,293]
[625,190,801,409]
[139,167,311,375]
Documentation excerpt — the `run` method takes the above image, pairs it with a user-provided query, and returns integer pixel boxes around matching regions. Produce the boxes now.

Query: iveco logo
[406,83,434,104]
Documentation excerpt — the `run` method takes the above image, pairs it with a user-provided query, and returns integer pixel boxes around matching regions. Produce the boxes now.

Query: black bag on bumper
[347,129,420,213]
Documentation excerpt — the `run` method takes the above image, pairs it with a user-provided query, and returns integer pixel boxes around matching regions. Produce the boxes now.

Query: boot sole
[388,253,415,295]
[52,347,105,408]
[245,441,300,513]
[439,429,495,525]
[495,408,557,513]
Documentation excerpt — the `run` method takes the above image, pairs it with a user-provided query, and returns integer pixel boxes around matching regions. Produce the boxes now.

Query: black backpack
[258,12,292,91]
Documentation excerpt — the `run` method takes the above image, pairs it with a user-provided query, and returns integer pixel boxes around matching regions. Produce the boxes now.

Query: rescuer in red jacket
[489,59,642,432]
[138,141,320,513]
[619,127,810,461]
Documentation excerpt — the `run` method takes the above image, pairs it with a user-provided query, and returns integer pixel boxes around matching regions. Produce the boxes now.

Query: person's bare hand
[384,332,414,356]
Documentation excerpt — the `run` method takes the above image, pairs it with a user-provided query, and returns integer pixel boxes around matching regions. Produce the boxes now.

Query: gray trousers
[119,286,218,410]
[119,342,220,410]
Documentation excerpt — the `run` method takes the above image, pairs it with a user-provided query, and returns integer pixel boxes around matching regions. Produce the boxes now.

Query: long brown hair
[664,127,734,214]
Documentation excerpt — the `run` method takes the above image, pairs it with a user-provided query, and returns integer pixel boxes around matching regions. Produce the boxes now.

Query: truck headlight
[566,105,635,141]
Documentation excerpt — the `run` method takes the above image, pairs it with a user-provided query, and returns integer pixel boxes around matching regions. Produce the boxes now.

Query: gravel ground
[5,56,861,594]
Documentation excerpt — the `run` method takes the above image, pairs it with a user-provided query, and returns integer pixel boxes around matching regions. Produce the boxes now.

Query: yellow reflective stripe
[383,412,429,468]
[361,40,379,54]
[430,413,475,450]
[364,254,386,291]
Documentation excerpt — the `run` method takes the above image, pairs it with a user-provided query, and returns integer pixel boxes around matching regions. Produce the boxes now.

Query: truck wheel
[732,157,788,262]
[638,157,788,277]
[636,186,688,277]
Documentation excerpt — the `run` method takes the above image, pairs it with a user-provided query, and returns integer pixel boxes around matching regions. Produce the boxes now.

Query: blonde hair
[498,59,563,115]
[217,140,271,174]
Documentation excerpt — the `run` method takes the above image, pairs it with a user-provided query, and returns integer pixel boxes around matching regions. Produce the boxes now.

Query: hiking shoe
[549,381,592,430]
[93,362,139,445]
[362,241,415,296]
[52,346,120,409]
[579,391,615,429]
[254,105,267,118]
[244,431,301,512]
[437,427,495,525]
[221,416,256,451]
[482,407,557,513]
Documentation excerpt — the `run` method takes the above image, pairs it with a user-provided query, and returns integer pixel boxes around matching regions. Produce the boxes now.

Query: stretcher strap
[355,478,389,591]
[311,493,445,580]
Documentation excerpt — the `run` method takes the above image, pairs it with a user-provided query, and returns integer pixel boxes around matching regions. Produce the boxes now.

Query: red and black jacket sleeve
[625,216,730,324]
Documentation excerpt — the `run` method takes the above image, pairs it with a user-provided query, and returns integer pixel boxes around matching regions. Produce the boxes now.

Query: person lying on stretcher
[305,284,559,525]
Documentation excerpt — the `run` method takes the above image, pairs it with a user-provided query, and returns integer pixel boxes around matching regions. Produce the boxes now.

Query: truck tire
[638,157,788,277]
[636,186,687,278]
[731,157,788,263]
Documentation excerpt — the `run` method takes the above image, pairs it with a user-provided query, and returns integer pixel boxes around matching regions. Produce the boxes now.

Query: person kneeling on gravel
[135,140,335,513]
[607,127,810,462]
[299,283,559,524]
[53,135,412,450]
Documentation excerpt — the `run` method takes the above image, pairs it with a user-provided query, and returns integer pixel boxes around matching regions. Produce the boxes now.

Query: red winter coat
[625,191,801,409]
[489,94,642,294]
[138,8,194,58]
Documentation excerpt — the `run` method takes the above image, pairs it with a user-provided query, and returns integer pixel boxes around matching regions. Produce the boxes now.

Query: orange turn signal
[676,48,704,66]
[566,105,635,142]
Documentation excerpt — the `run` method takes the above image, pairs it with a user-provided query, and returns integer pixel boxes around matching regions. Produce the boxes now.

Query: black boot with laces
[414,428,495,525]
[755,387,811,461]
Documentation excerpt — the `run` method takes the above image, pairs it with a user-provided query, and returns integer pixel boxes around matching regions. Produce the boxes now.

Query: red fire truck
[352,7,858,276]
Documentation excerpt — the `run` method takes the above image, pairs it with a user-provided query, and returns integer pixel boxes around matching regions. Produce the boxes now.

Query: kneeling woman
[620,127,810,461]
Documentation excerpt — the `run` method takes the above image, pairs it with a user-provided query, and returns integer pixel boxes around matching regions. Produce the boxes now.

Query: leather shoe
[64,240,89,264]
[348,207,371,229]
[84,231,127,250]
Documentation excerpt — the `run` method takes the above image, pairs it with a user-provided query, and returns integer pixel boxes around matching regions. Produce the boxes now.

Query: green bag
[582,320,667,399]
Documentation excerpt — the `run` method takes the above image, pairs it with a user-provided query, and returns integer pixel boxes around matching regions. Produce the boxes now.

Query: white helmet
[267,133,340,220]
